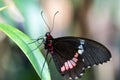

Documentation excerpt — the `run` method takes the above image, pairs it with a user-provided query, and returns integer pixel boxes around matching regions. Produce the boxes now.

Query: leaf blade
[0,23,51,80]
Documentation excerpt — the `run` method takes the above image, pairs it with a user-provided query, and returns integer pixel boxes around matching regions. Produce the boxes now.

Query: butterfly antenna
[40,51,49,80]
[41,11,51,32]
[50,11,59,33]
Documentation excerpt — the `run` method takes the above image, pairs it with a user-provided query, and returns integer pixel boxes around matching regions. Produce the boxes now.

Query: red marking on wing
[67,60,73,69]
[65,62,69,70]
[72,58,78,62]
[70,60,76,67]
[61,66,65,72]
[60,53,79,72]
[74,53,79,58]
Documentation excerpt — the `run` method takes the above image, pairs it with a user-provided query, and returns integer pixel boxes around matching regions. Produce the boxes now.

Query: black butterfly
[38,11,111,80]
[44,32,111,80]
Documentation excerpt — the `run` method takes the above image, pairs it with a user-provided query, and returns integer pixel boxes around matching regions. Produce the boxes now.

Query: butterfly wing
[51,37,111,79]
[80,38,111,68]
[52,51,85,79]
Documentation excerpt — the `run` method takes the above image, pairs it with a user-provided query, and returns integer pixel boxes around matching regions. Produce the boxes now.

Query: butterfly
[38,11,111,80]
[44,32,111,80]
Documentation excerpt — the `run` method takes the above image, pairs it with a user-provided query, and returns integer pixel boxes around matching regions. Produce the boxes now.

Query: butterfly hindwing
[52,37,85,79]
[52,52,85,79]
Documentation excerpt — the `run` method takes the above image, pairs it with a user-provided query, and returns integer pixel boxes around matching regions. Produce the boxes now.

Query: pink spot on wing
[60,52,79,72]
[61,66,65,72]
[72,57,78,62]
[70,60,76,67]
[67,60,73,69]
[64,62,69,70]
[74,53,79,58]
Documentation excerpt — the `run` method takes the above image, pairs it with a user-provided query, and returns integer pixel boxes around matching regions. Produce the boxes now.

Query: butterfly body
[44,32,111,80]
[44,32,54,54]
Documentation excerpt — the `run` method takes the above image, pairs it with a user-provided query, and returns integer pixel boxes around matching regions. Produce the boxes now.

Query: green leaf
[0,23,51,80]
[0,5,8,11]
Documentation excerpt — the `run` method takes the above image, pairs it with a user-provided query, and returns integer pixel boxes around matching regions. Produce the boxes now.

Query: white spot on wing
[69,77,72,79]
[78,39,85,55]
[93,64,96,66]
[75,77,78,79]
[87,66,91,68]
[78,50,84,55]
[82,58,84,62]
[82,67,85,70]
[80,73,84,76]
[80,39,85,44]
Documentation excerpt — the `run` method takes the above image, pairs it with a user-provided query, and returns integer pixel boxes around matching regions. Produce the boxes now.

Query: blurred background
[0,0,120,80]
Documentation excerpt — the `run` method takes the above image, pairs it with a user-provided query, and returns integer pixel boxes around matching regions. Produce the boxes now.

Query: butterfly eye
[45,32,50,36]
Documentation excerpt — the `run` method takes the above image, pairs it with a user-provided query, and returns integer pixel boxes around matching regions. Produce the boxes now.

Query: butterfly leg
[40,50,50,80]
[28,37,44,44]
[29,39,44,52]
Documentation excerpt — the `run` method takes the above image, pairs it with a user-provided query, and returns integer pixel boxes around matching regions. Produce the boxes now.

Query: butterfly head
[45,32,50,36]
[45,32,53,40]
